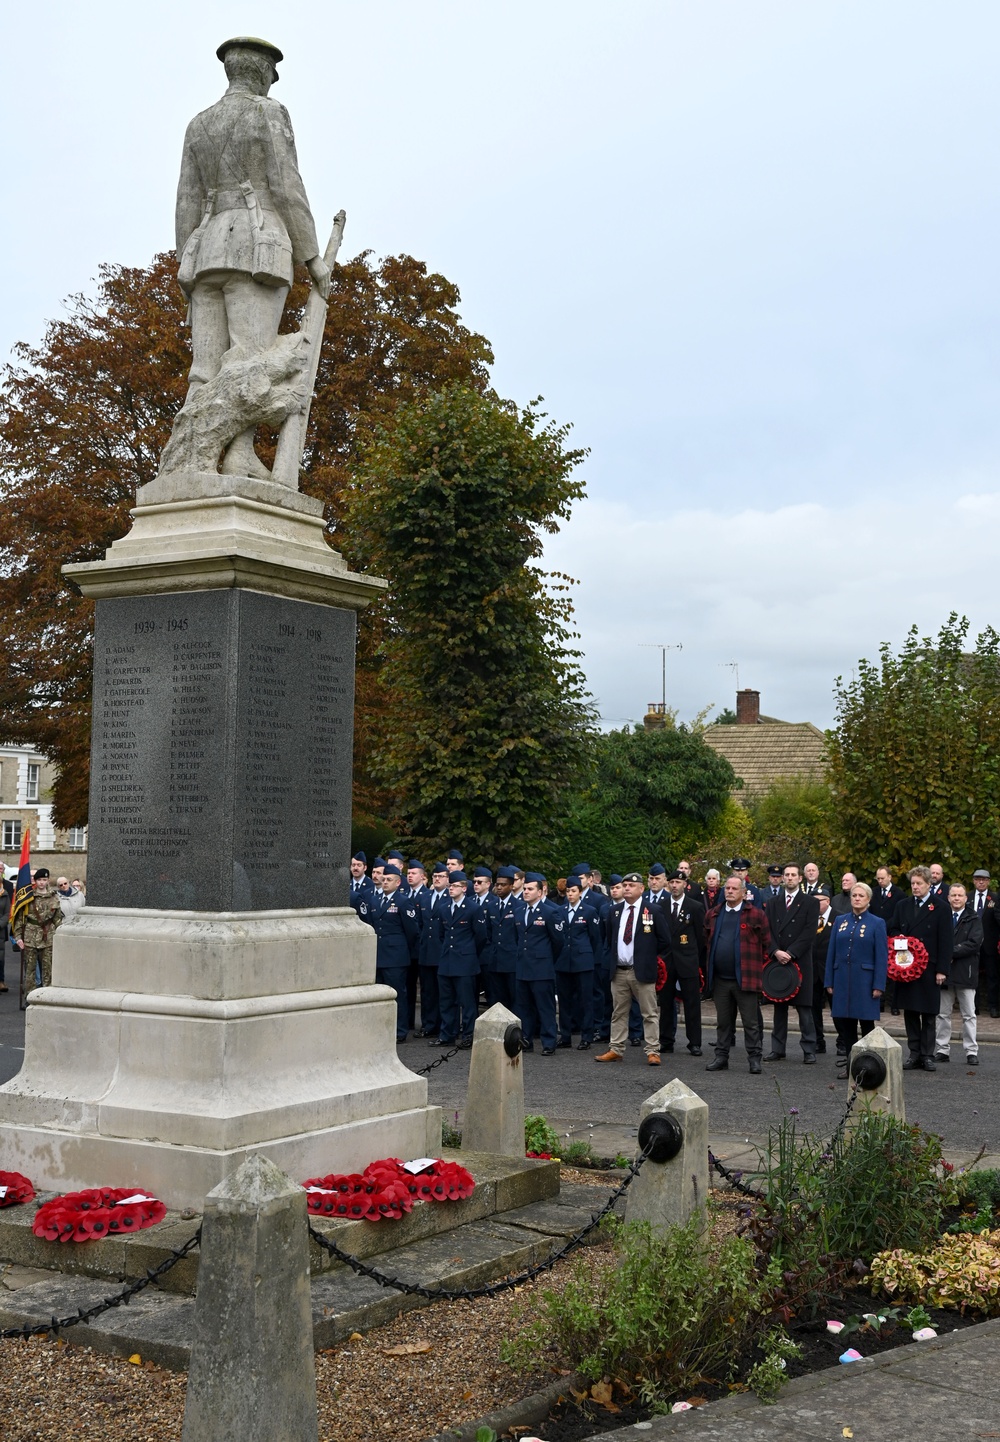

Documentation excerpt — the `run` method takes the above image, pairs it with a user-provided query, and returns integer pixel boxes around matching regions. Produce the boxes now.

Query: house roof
[701,720,827,798]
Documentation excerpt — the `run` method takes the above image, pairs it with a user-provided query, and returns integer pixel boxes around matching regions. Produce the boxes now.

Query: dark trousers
[811,975,827,1049]
[977,948,1000,1012]
[712,978,762,1062]
[904,1009,936,1059]
[407,958,420,1029]
[486,970,517,1012]
[376,966,409,1041]
[592,961,612,1038]
[418,965,440,1035]
[557,969,594,1043]
[439,973,477,1043]
[834,1016,875,1052]
[770,1000,817,1056]
[659,972,702,1049]
[516,978,557,1051]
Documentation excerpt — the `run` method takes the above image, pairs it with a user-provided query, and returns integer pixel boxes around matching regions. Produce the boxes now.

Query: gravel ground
[0,1179,745,1441]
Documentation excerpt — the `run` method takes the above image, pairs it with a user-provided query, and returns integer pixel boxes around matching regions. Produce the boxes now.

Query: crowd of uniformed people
[349,848,995,1076]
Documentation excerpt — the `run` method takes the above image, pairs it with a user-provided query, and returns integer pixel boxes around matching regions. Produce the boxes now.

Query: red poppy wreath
[33,1188,167,1243]
[887,935,930,983]
[303,1158,475,1222]
[0,1170,35,1208]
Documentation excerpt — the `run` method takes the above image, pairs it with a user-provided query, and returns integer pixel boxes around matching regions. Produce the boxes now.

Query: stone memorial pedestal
[847,1024,905,1126]
[0,475,441,1208]
[625,1078,709,1234]
[462,1003,525,1157]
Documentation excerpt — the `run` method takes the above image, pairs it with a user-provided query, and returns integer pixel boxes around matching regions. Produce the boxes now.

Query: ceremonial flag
[9,829,32,935]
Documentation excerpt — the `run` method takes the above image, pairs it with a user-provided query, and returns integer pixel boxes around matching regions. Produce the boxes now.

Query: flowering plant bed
[32,1188,167,1243]
[303,1157,475,1221]
[0,1169,35,1208]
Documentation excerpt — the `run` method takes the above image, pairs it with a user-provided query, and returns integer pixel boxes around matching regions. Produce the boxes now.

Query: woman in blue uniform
[825,881,888,1077]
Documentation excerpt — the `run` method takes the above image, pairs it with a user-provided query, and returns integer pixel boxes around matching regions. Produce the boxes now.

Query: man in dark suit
[764,864,820,1062]
[801,861,822,896]
[704,875,773,1074]
[676,860,703,904]
[811,891,834,1052]
[516,872,565,1055]
[970,869,1000,1017]
[659,871,706,1055]
[348,851,374,914]
[596,871,672,1065]
[871,865,906,1015]
[831,873,857,917]
[889,865,953,1070]
[935,883,983,1065]
[928,863,948,899]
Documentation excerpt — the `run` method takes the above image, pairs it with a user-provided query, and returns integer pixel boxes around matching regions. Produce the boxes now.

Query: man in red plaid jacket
[703,875,773,1074]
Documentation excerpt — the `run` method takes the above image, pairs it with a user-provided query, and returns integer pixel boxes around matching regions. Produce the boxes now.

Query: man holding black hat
[596,872,672,1065]
[970,870,1000,1017]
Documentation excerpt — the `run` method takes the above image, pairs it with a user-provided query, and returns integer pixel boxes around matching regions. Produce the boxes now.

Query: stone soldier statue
[12,868,63,997]
[173,37,331,480]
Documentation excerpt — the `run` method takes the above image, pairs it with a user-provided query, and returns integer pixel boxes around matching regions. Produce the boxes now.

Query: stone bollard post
[461,1002,525,1157]
[624,1078,709,1235]
[181,1154,318,1442]
[847,1024,905,1125]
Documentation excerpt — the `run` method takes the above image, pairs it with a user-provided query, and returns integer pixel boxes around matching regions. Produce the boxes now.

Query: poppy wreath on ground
[303,1158,475,1222]
[0,1170,35,1208]
[32,1188,167,1243]
[887,935,930,983]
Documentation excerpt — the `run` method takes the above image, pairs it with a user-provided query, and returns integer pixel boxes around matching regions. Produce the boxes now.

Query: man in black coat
[764,864,820,1062]
[970,869,1000,1017]
[935,883,983,1065]
[871,866,907,1015]
[659,871,706,1055]
[889,865,953,1070]
[811,891,835,1053]
[596,872,673,1065]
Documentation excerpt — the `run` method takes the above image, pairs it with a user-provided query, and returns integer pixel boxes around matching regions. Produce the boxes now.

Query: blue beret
[432,861,448,875]
[448,849,464,861]
[352,850,367,863]
[525,871,546,885]
[373,856,386,868]
[496,865,516,880]
[573,862,591,875]
[473,866,493,880]
[449,870,468,884]
[609,874,623,885]
[383,864,401,878]
[649,863,666,876]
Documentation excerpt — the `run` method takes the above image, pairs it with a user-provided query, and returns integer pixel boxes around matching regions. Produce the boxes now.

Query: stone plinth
[625,1078,709,1234]
[462,1003,525,1157]
[181,1155,317,1442]
[848,1024,906,1125]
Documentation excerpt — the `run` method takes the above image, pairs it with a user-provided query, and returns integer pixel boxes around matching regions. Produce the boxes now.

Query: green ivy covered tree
[340,383,592,860]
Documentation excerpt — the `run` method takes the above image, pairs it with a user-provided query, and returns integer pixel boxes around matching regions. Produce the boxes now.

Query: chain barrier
[0,1228,201,1342]
[707,1079,862,1202]
[412,1046,460,1076]
[308,1149,648,1301]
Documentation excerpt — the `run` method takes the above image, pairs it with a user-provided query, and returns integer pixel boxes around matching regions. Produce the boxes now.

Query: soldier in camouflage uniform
[12,868,63,996]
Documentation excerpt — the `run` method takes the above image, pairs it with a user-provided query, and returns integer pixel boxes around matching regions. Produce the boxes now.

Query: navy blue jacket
[559,901,602,973]
[491,894,524,975]
[349,876,375,915]
[358,890,421,968]
[420,886,452,967]
[437,898,490,977]
[518,899,566,982]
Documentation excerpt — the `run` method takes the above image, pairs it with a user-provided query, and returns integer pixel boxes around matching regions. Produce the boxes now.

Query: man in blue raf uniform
[557,876,602,1049]
[432,871,490,1048]
[417,863,450,1038]
[357,864,420,1044]
[488,866,522,1010]
[348,851,373,914]
[471,866,496,1002]
[404,860,431,1031]
[517,872,565,1055]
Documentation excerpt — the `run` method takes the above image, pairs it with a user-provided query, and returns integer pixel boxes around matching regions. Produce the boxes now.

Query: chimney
[736,689,760,725]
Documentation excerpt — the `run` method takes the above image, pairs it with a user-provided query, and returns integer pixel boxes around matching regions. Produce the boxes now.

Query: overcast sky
[6,1,1000,729]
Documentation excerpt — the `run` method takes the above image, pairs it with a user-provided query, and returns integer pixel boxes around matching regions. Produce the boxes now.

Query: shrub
[872,1231,1000,1314]
[524,1114,560,1157]
[563,1140,594,1165]
[501,1214,785,1402]
[950,1168,1000,1234]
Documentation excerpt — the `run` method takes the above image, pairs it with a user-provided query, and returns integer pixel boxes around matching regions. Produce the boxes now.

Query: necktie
[673,902,679,918]
[785,892,793,909]
[977,893,984,913]
[568,907,575,924]
[954,910,960,927]
[623,905,635,946]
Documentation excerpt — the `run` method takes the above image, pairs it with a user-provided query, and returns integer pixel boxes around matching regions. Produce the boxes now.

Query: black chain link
[308,1150,649,1301]
[707,1079,862,1201]
[412,1047,460,1076]
[0,1227,201,1342]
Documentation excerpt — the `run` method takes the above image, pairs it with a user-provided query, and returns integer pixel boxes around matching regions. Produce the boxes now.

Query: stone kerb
[625,1078,709,1234]
[181,1154,317,1442]
[847,1023,905,1125]
[461,1003,526,1157]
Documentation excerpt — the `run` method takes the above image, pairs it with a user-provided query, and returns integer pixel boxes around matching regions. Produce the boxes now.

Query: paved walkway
[599,1318,1000,1441]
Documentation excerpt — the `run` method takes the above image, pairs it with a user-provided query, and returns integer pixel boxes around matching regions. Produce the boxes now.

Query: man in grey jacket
[174,37,331,478]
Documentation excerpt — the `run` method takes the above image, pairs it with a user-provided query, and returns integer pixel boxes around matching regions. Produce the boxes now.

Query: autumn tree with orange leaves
[0,251,492,826]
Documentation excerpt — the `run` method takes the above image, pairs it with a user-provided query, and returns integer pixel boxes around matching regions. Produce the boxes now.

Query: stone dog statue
[161,36,330,480]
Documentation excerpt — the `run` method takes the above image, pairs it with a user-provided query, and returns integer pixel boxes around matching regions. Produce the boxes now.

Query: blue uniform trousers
[439,973,477,1043]
[377,966,410,1042]
[592,961,612,1038]
[628,996,643,1041]
[418,965,440,1035]
[516,978,557,1050]
[557,969,594,1043]
[486,971,517,1011]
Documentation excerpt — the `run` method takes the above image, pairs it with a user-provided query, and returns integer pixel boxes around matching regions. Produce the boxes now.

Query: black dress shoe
[428,1038,450,1047]
[522,1041,535,1052]
[705,1058,728,1071]
[749,1059,762,1074]
[660,1044,675,1053]
[991,1008,1000,1019]
[891,1008,901,1016]
[802,1054,816,1064]
[687,1046,703,1056]
[629,1037,642,1047]
[922,1057,936,1071]
[541,1046,556,1056]
[816,1041,827,1053]
[397,1036,408,1044]
[902,1056,921,1070]
[967,1054,980,1065]
[457,1038,473,1050]
[577,1040,591,1050]
[556,1039,573,1049]
[934,1052,950,1063]
[765,1052,786,1061]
